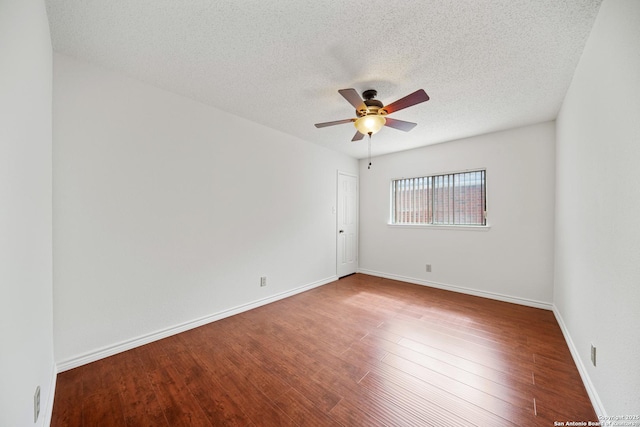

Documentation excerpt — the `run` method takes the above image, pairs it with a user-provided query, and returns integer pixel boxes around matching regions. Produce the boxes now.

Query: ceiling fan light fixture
[354,114,386,135]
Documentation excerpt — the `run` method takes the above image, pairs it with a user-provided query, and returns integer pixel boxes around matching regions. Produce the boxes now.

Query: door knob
[339,230,344,233]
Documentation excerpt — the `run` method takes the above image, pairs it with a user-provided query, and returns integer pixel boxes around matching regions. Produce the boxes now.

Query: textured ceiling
[46,0,602,159]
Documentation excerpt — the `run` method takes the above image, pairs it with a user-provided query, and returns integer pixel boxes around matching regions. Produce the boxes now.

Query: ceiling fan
[314,88,430,141]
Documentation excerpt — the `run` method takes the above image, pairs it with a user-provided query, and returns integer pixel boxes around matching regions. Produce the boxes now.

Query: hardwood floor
[51,274,597,426]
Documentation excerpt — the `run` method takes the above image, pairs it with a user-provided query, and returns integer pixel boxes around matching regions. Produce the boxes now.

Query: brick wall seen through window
[391,170,486,226]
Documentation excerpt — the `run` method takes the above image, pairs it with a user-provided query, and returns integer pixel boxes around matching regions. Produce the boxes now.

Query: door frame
[336,170,359,278]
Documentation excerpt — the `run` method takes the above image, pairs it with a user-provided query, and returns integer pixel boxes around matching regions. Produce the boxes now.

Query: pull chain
[367,133,372,169]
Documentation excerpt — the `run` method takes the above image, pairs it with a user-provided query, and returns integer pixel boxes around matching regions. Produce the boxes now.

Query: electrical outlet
[260,276,267,287]
[591,344,597,366]
[34,385,40,423]
[426,264,432,273]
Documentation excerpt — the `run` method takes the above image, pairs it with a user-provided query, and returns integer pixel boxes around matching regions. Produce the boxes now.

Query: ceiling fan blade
[315,118,355,128]
[338,88,363,109]
[352,131,365,141]
[384,117,418,132]
[382,89,429,115]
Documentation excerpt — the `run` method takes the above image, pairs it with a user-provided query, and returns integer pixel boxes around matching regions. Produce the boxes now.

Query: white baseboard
[56,275,337,372]
[552,306,606,417]
[357,269,553,310]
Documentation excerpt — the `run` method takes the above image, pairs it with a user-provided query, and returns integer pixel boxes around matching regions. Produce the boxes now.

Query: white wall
[53,54,357,367]
[359,122,556,306]
[555,0,640,415]
[0,1,55,426]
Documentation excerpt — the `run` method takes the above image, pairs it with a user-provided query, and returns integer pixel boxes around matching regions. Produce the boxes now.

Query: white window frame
[389,168,489,230]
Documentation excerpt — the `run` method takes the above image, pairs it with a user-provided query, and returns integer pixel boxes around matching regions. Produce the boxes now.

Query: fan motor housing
[356,89,386,117]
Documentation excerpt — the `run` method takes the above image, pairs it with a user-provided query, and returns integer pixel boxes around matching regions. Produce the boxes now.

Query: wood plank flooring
[51,274,597,426]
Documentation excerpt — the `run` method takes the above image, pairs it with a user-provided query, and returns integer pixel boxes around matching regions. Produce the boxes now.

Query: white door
[337,172,358,278]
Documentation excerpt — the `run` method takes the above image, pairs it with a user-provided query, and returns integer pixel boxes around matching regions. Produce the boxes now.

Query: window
[391,169,486,226]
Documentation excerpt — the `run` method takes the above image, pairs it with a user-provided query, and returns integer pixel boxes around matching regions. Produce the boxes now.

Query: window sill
[387,223,491,231]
